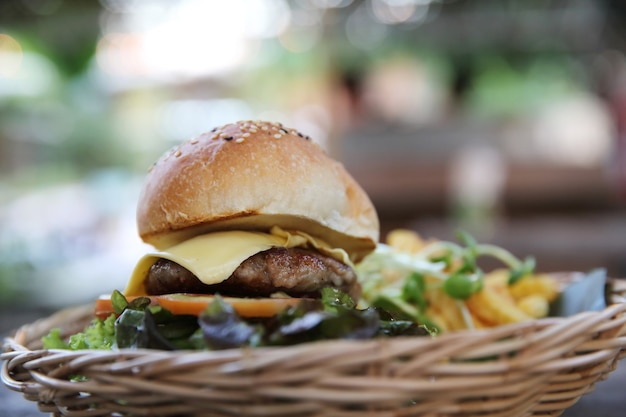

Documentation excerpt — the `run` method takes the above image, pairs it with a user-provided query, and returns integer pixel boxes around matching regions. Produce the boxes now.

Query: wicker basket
[3,279,626,417]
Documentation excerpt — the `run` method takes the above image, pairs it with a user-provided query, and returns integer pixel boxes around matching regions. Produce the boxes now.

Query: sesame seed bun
[137,120,379,262]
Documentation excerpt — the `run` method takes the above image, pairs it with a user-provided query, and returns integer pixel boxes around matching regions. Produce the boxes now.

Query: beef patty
[144,247,360,300]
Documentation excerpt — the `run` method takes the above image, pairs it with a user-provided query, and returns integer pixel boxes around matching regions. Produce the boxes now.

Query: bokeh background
[1,0,625,313]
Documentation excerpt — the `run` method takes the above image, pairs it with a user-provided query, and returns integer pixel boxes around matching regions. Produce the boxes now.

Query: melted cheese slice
[124,227,352,296]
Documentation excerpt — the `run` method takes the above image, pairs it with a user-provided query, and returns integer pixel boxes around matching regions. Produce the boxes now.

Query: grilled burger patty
[145,247,360,300]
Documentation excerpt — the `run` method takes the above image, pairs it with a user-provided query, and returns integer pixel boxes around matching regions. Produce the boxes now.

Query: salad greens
[355,230,535,331]
[42,315,117,350]
[42,288,432,351]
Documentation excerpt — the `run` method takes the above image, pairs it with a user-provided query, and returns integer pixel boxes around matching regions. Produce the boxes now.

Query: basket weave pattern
[3,294,626,417]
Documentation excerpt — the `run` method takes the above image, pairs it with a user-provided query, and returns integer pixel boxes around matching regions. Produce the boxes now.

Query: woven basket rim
[3,278,626,417]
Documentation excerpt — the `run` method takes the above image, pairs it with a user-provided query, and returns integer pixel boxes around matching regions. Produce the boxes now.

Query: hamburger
[103,120,380,319]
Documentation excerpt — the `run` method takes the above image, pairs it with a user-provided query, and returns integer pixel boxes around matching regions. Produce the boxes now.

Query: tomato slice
[94,295,158,319]
[94,293,303,319]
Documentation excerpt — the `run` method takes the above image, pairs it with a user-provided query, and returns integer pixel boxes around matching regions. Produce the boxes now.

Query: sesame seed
[175,149,182,157]
[274,133,282,139]
[190,138,199,144]
[249,128,258,133]
[211,134,219,140]
[261,126,268,131]
[235,137,245,143]
[242,132,251,138]
[220,133,228,138]
[280,128,288,134]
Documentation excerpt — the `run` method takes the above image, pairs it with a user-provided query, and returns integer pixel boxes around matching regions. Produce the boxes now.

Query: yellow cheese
[124,227,352,296]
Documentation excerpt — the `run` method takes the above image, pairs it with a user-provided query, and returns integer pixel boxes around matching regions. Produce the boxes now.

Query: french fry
[484,269,511,288]
[470,313,491,329]
[427,287,468,331]
[425,307,450,332]
[516,295,550,318]
[466,285,532,326]
[509,274,560,303]
[479,270,557,322]
[387,229,426,254]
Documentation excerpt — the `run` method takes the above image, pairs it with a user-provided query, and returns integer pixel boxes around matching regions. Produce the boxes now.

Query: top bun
[137,120,379,262]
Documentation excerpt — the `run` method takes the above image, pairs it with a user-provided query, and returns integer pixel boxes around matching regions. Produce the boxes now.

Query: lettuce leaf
[43,314,116,350]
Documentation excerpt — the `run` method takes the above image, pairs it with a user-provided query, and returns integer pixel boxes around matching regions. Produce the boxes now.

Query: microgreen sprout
[509,256,536,285]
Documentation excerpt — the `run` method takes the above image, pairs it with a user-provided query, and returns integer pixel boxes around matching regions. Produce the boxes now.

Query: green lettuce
[42,314,116,350]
